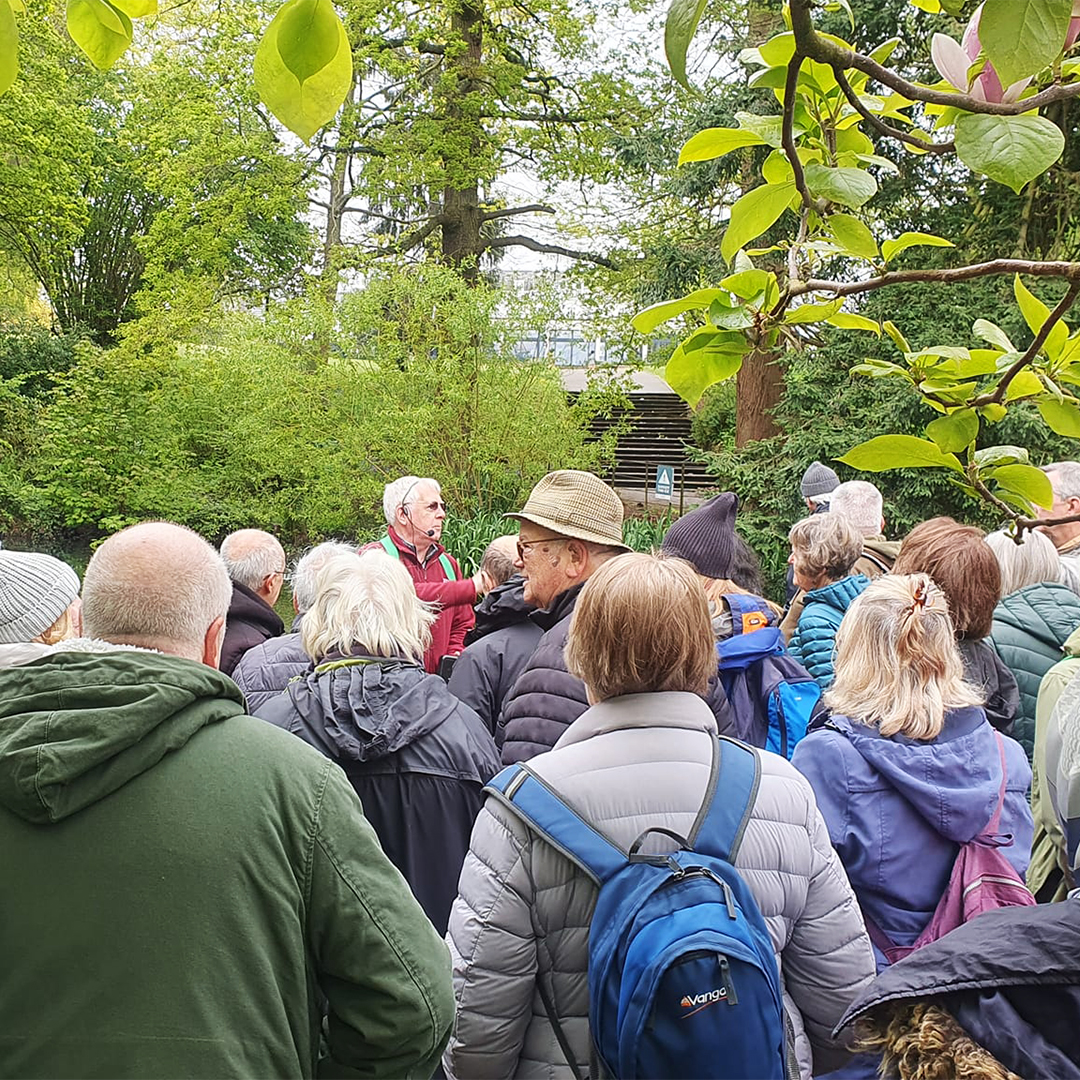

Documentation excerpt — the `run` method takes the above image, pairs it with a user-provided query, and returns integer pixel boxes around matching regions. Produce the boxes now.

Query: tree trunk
[440,0,484,282]
[320,71,359,304]
[735,345,783,446]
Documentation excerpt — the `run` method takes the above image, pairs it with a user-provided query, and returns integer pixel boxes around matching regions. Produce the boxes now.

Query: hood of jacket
[994,582,1080,652]
[0,648,245,825]
[956,637,1019,733]
[0,641,54,668]
[862,536,900,565]
[466,576,534,644]
[284,655,468,762]
[804,574,869,614]
[228,580,284,638]
[826,706,1004,842]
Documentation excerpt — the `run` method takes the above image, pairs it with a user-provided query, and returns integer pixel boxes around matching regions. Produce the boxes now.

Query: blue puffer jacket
[789,575,870,689]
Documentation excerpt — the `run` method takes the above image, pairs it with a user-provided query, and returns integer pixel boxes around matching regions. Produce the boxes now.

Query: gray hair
[83,522,232,658]
[481,536,519,588]
[220,529,285,591]
[382,476,440,526]
[789,513,864,585]
[985,529,1061,596]
[1042,461,1080,502]
[830,480,884,538]
[826,573,981,740]
[290,541,360,614]
[301,550,436,664]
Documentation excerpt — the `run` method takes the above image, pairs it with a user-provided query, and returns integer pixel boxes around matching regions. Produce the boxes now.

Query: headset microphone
[400,479,438,539]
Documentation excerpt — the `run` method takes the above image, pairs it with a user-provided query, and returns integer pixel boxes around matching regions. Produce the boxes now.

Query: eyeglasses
[410,501,447,513]
[516,537,567,561]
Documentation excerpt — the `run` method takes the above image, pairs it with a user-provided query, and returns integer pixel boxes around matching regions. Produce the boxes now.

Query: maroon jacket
[362,527,475,673]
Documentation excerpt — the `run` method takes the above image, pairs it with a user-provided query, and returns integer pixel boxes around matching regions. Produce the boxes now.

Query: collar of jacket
[387,525,444,568]
[530,580,584,632]
[553,691,718,749]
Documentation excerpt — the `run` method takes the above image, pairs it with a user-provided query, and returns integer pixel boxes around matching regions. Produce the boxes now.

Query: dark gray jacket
[449,578,543,735]
[230,632,311,713]
[256,654,500,935]
[956,637,1019,735]
[220,581,284,676]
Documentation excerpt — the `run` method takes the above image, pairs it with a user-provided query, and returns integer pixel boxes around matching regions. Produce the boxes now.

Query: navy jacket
[256,654,500,935]
[230,631,311,713]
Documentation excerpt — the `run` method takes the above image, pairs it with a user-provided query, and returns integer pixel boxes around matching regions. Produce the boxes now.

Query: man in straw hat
[495,470,630,765]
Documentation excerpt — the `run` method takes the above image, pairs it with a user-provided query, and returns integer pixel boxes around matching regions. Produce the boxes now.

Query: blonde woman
[792,574,1032,978]
[255,549,500,934]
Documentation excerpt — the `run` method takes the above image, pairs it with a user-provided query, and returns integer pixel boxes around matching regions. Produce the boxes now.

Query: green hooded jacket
[0,648,453,1079]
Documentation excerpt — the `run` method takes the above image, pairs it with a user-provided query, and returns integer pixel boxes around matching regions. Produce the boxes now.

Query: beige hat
[506,470,631,551]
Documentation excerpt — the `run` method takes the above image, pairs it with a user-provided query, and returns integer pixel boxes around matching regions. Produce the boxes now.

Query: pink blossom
[931,3,1033,104]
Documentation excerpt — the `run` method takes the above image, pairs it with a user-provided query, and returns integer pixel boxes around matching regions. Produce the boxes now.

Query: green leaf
[679,127,765,165]
[734,111,788,149]
[837,434,965,474]
[665,332,746,406]
[828,213,878,259]
[1006,369,1045,399]
[883,320,911,353]
[926,409,978,453]
[975,445,1029,468]
[631,288,725,334]
[110,0,155,15]
[664,0,707,88]
[1014,274,1069,360]
[721,181,795,263]
[955,113,1065,194]
[708,299,754,330]
[880,231,953,263]
[980,0,1071,89]
[978,403,1009,423]
[827,311,881,334]
[758,32,795,67]
[721,269,778,305]
[1038,397,1080,436]
[784,299,843,325]
[973,319,1016,353]
[66,0,133,70]
[254,0,352,142]
[987,462,1055,510]
[0,0,18,96]
[803,162,877,208]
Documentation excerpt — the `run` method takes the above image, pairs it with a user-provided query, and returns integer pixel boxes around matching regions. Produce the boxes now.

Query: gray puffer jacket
[445,692,875,1080]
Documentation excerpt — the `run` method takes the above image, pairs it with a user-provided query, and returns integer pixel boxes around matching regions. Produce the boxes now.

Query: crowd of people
[2,461,1080,1078]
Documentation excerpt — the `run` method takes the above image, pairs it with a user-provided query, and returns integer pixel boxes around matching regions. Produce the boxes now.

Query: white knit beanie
[0,551,81,643]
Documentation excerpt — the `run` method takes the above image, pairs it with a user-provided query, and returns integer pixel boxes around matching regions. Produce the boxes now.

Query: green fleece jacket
[0,648,453,1080]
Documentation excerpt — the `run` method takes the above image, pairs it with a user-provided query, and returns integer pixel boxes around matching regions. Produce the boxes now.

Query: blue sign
[655,464,675,500]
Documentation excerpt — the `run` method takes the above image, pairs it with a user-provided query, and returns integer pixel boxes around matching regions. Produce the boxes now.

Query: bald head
[83,522,232,664]
[220,528,286,605]
[481,535,520,589]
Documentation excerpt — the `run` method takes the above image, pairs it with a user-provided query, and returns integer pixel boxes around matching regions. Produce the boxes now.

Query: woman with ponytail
[792,574,1032,967]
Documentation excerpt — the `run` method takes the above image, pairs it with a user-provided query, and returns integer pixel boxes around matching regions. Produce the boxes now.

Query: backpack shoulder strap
[379,535,399,559]
[723,592,776,635]
[486,764,626,885]
[438,552,457,580]
[687,735,760,863]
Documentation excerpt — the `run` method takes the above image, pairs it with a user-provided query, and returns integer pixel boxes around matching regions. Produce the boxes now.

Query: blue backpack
[486,736,786,1080]
[717,594,823,760]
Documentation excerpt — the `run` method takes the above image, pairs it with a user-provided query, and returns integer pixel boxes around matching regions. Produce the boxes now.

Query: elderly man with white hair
[231,540,358,711]
[0,521,454,1079]
[1038,461,1080,596]
[218,527,287,675]
[362,475,487,674]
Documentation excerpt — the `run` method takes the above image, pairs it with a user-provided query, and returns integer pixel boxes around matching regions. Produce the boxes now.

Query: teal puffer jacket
[991,582,1080,762]
[789,574,870,689]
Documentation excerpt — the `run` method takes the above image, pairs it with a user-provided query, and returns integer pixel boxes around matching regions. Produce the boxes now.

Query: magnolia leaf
[987,462,1055,510]
[758,32,795,67]
[1038,397,1080,436]
[721,181,795,263]
[926,409,978,453]
[804,162,877,208]
[883,320,911,353]
[785,299,843,325]
[762,149,794,184]
[721,268,778,305]
[973,319,1016,353]
[955,113,1065,194]
[709,299,754,330]
[955,352,999,377]
[110,0,156,15]
[0,0,17,96]
[679,127,765,165]
[828,213,879,259]
[880,231,953,263]
[975,445,1029,468]
[255,0,352,142]
[664,0,707,87]
[979,402,1009,423]
[980,0,1071,89]
[826,311,881,334]
[837,434,965,474]
[66,0,132,70]
[665,332,746,406]
[1014,274,1069,361]
[734,111,788,149]
[1005,368,1045,400]
[631,287,725,334]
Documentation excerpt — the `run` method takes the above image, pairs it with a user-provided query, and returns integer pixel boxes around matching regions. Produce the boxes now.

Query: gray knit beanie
[0,550,81,643]
[800,461,840,499]
[661,493,738,580]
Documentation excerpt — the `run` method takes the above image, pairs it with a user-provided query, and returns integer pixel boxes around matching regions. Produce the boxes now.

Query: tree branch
[833,67,954,155]
[479,203,554,222]
[784,54,813,212]
[482,234,618,268]
[796,259,1080,298]
[790,0,1080,117]
[377,215,446,255]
